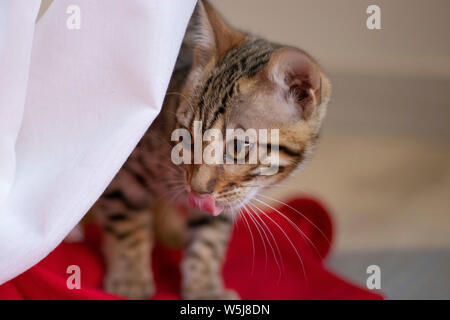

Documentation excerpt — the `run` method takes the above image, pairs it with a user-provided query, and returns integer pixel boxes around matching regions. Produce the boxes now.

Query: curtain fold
[0,0,196,284]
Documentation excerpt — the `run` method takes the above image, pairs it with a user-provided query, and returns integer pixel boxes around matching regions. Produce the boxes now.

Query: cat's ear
[265,47,323,120]
[185,0,245,66]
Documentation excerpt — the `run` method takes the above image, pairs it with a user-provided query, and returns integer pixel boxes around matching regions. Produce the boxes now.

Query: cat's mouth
[187,191,225,216]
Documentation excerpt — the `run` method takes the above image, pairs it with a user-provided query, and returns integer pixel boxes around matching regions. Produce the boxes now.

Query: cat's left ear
[265,47,323,120]
[185,0,245,66]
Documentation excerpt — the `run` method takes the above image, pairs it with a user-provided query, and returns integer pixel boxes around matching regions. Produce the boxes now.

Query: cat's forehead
[226,85,301,130]
[194,38,278,125]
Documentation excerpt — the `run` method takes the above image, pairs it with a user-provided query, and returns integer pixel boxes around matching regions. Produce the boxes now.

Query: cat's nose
[190,178,216,194]
[190,166,217,194]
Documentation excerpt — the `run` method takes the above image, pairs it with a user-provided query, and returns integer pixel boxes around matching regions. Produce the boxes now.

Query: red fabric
[0,197,383,300]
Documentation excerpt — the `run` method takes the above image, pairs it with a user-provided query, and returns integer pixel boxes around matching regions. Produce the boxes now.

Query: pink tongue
[187,192,224,216]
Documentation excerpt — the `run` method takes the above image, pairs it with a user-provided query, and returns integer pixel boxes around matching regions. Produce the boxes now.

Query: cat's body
[93,1,331,299]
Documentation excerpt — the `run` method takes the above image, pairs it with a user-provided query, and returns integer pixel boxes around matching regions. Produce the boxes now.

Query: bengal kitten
[94,1,331,300]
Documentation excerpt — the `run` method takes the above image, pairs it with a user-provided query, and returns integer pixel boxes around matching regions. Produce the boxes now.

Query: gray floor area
[327,248,450,299]
[264,73,450,299]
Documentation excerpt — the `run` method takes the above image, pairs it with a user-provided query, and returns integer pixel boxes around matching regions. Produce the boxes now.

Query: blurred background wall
[212,0,450,78]
[211,0,450,299]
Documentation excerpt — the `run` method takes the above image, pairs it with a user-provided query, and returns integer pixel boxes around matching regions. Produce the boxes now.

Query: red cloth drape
[0,197,383,300]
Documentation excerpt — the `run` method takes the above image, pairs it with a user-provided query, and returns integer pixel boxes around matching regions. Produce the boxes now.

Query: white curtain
[0,0,196,284]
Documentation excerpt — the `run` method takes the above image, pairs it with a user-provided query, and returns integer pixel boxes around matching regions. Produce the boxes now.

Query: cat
[92,0,331,300]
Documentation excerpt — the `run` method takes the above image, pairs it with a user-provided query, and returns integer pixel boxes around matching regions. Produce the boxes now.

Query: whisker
[244,184,289,188]
[239,206,256,276]
[166,91,195,113]
[154,179,185,187]
[157,183,186,200]
[160,189,184,204]
[245,203,283,278]
[246,203,285,274]
[257,194,330,245]
[144,131,173,148]
[225,203,239,228]
[147,161,182,173]
[241,204,269,273]
[248,202,284,284]
[250,199,307,282]
[253,197,322,261]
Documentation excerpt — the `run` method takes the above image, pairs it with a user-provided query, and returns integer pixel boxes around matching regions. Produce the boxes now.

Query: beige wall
[211,0,450,78]
[38,1,450,78]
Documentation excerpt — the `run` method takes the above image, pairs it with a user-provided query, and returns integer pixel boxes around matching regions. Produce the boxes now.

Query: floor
[264,74,450,299]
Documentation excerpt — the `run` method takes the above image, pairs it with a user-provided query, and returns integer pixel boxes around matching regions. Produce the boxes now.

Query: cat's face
[174,1,331,215]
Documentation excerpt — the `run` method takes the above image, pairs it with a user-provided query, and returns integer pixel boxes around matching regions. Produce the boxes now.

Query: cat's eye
[226,138,252,161]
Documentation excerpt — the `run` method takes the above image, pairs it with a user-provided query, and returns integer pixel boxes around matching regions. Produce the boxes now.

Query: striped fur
[93,0,331,300]
[196,38,280,129]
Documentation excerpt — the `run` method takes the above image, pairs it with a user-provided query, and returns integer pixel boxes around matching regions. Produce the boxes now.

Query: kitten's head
[175,0,331,215]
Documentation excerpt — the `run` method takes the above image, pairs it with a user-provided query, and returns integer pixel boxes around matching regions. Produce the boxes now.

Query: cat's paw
[104,272,155,300]
[183,289,240,300]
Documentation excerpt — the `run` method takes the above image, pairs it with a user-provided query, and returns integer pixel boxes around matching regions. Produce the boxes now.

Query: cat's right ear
[185,0,245,67]
[263,47,328,120]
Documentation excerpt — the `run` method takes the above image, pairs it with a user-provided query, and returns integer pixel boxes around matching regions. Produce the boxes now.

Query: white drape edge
[0,0,196,285]
[0,0,41,204]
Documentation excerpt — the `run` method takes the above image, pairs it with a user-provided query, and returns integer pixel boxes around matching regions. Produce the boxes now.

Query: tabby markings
[171,121,281,175]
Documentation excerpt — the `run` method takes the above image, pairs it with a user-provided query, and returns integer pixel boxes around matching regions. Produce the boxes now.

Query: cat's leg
[97,197,155,300]
[181,210,239,300]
